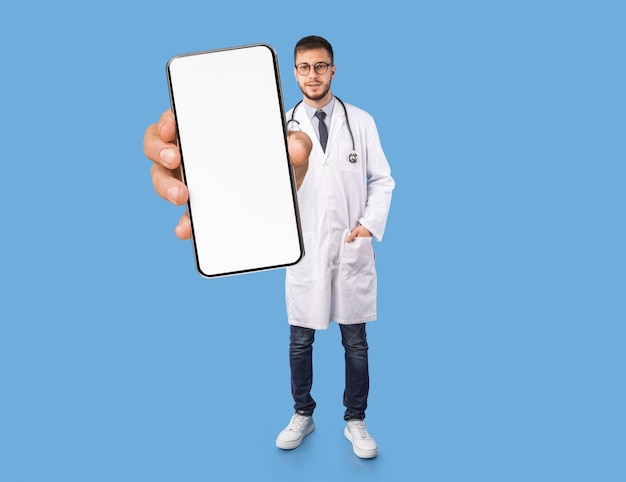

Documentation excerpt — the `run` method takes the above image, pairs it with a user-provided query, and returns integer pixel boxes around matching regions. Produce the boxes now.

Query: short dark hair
[294,35,334,64]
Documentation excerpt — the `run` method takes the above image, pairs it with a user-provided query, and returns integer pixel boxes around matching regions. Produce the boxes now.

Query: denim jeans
[290,323,369,421]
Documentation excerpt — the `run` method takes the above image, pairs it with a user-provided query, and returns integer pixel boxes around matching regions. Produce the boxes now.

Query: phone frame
[166,44,304,278]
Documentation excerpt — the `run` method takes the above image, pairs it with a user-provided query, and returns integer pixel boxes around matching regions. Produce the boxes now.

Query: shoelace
[287,414,309,431]
[349,421,372,440]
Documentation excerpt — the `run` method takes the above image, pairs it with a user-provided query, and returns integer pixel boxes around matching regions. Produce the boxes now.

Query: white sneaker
[344,420,378,459]
[276,414,315,450]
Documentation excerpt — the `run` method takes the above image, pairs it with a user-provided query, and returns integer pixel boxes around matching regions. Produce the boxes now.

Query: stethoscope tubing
[288,96,358,163]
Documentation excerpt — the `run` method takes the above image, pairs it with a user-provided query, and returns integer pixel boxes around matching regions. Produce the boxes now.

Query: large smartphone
[166,44,304,278]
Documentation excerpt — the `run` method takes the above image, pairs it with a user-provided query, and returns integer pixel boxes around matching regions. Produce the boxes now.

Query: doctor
[275,36,394,459]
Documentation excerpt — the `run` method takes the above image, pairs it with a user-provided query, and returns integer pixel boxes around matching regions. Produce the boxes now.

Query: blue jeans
[289,323,369,421]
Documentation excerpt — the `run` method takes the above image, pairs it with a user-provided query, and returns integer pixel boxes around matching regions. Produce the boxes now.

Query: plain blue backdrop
[1,1,624,481]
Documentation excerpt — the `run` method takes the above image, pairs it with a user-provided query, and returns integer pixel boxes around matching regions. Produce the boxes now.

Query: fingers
[287,131,312,190]
[287,130,312,167]
[145,110,190,239]
[346,225,372,242]
[151,162,188,206]
[174,211,192,240]
[157,109,177,143]
[143,109,181,170]
[146,109,188,206]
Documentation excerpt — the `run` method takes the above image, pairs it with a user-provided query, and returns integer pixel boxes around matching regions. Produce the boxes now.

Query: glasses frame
[294,62,334,76]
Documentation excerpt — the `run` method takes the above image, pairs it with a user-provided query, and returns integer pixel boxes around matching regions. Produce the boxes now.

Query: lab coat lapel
[326,106,345,157]
[295,105,326,159]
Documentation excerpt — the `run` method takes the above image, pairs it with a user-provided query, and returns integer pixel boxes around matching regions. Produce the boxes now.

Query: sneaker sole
[344,427,378,459]
[276,421,315,450]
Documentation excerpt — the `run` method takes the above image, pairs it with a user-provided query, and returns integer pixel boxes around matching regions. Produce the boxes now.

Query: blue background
[1,1,624,481]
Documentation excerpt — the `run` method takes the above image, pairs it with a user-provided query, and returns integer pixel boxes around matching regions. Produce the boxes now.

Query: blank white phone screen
[167,45,303,277]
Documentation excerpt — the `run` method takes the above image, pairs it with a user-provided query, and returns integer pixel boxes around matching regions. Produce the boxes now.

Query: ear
[331,65,336,79]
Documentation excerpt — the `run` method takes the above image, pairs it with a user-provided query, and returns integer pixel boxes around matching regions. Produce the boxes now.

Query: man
[275,35,394,459]
[143,35,394,459]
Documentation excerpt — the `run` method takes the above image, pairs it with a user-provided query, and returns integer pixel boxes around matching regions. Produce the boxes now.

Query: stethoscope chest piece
[349,152,358,163]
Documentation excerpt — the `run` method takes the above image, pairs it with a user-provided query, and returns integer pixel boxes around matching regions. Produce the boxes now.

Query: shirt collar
[302,96,335,121]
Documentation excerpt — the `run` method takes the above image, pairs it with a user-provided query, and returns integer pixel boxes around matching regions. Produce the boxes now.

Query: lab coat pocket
[341,237,375,280]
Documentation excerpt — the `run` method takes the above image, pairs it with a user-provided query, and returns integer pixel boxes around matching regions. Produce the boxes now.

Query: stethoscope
[287,96,358,163]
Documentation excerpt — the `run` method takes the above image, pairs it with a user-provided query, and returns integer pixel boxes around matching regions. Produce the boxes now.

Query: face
[294,48,336,107]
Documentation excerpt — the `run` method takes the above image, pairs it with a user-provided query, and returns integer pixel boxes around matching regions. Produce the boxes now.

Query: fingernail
[167,186,180,204]
[160,148,175,166]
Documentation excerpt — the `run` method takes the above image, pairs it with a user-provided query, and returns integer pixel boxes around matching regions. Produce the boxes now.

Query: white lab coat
[285,99,395,330]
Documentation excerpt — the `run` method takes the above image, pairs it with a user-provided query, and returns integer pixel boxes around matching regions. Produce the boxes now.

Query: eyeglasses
[295,62,333,76]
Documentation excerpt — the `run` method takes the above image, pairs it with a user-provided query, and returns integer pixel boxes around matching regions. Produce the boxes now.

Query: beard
[300,81,331,102]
